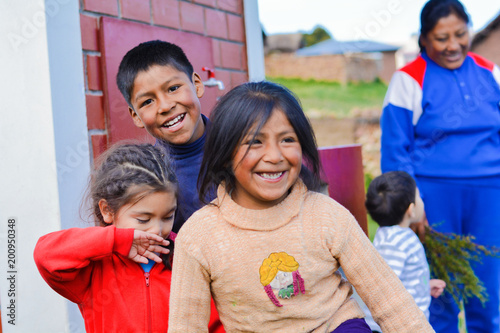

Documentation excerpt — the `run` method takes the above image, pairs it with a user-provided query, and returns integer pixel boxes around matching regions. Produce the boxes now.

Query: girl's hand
[430,279,446,298]
[128,230,170,264]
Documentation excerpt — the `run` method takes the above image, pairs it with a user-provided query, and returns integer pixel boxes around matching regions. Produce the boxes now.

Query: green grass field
[267,76,387,118]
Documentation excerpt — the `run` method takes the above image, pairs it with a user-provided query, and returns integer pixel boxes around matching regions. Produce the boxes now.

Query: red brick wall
[80,0,248,162]
[379,51,397,83]
[265,53,348,83]
[471,27,500,67]
[265,52,396,84]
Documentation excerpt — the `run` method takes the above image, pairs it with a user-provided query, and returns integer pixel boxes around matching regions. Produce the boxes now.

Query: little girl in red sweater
[34,143,222,332]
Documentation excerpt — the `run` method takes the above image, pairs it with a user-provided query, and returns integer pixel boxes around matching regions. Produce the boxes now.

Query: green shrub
[425,226,500,305]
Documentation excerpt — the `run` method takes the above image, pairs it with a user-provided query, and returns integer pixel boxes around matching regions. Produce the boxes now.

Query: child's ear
[406,202,416,218]
[98,199,114,224]
[129,107,145,129]
[192,72,205,98]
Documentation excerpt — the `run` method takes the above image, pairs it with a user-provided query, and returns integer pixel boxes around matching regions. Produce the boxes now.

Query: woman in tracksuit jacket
[381,1,500,332]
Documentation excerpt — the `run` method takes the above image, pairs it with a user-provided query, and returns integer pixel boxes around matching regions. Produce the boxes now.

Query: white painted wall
[244,0,266,81]
[0,0,89,332]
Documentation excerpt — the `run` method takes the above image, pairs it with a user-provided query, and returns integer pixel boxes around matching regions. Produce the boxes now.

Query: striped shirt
[362,225,430,331]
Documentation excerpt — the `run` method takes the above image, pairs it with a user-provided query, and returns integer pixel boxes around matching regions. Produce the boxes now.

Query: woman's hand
[410,211,429,243]
[430,279,446,298]
[128,230,170,264]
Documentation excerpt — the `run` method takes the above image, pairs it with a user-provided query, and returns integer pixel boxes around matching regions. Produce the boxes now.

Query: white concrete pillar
[0,0,89,332]
[244,0,266,81]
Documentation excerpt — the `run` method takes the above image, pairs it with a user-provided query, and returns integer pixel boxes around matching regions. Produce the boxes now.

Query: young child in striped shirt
[362,171,446,332]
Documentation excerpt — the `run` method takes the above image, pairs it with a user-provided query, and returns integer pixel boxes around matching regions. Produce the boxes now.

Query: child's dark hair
[365,171,417,227]
[198,81,321,202]
[116,40,194,107]
[89,143,177,268]
[419,0,470,51]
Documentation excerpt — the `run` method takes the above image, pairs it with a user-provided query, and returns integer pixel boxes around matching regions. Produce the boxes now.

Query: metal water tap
[202,67,225,90]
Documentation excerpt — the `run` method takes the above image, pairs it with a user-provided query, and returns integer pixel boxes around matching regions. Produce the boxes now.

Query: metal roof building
[296,39,399,56]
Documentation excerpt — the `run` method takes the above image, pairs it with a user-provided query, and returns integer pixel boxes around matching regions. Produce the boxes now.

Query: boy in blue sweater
[361,171,445,332]
[116,40,209,233]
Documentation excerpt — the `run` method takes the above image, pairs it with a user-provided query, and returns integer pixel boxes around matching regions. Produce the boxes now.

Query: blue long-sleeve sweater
[381,51,500,179]
[157,115,213,233]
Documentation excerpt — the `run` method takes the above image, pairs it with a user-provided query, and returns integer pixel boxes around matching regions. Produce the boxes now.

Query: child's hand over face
[430,279,446,298]
[129,230,170,264]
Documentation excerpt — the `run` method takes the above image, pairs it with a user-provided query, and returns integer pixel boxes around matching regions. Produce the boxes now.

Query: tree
[302,25,333,47]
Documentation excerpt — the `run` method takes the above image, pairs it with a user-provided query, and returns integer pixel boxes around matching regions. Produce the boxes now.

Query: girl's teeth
[260,172,283,179]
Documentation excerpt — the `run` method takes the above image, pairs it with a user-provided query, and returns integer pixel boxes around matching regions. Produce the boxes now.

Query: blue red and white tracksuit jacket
[381,51,500,179]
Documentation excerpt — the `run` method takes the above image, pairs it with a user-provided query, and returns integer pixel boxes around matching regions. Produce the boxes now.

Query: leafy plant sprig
[424,225,500,306]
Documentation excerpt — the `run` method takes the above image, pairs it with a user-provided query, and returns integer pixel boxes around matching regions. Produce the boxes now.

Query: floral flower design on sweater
[259,252,305,307]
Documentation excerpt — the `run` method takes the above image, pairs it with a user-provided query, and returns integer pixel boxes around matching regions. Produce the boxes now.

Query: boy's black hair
[419,0,470,51]
[198,81,321,203]
[116,40,194,107]
[365,171,417,227]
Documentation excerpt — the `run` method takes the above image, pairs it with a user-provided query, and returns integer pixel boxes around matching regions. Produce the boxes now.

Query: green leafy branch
[424,225,500,306]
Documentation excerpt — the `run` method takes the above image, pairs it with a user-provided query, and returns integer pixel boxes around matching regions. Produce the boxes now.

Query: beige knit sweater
[168,180,433,332]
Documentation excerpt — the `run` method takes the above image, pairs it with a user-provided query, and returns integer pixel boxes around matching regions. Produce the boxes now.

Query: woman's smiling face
[420,12,470,69]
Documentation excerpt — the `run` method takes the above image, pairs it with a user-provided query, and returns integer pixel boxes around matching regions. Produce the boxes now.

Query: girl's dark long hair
[198,81,321,204]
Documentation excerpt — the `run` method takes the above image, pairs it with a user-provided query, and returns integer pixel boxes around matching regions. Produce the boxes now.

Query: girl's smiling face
[231,109,302,210]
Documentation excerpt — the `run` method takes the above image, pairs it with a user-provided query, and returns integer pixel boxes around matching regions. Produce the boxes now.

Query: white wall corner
[244,0,266,81]
[0,0,89,331]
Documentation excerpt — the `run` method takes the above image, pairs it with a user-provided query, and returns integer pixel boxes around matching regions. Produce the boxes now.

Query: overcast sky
[258,0,499,45]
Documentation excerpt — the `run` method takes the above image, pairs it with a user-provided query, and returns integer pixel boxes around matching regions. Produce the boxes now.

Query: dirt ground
[309,116,382,178]
[310,118,356,147]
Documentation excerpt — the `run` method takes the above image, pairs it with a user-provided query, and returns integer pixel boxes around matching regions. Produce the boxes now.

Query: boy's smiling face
[129,64,205,145]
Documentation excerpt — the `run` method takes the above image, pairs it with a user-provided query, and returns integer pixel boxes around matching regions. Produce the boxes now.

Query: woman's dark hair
[198,81,321,203]
[88,143,177,268]
[419,0,470,51]
[365,171,417,227]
